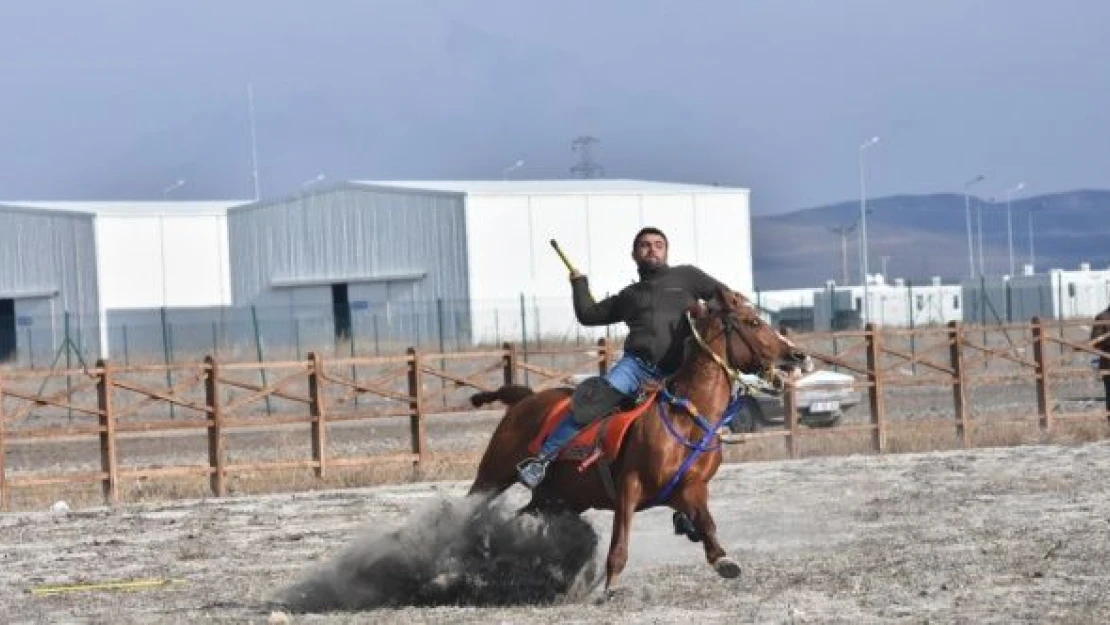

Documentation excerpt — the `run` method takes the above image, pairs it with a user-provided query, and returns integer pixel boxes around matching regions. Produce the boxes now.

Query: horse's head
[689,286,812,381]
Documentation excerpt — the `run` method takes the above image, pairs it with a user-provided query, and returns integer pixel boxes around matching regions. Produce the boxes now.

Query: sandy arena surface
[3,439,1110,624]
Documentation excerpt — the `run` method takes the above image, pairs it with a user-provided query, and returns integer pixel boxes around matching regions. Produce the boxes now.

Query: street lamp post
[828,222,857,285]
[1028,209,1035,272]
[1005,182,1025,277]
[978,197,991,277]
[858,136,880,323]
[1028,202,1045,272]
[963,175,985,277]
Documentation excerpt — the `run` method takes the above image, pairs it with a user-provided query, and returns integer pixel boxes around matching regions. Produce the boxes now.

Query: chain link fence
[2,279,1107,370]
[0,296,627,370]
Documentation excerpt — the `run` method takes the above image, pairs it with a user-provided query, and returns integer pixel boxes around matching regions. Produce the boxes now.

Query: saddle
[527,389,660,471]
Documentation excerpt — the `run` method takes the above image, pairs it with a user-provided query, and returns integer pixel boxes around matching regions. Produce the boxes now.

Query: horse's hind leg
[467,468,516,500]
[466,422,532,499]
[672,483,741,579]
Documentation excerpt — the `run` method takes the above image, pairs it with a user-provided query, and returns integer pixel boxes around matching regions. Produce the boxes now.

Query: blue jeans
[604,354,663,397]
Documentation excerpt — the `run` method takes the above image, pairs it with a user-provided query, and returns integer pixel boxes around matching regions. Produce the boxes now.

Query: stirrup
[516,457,550,490]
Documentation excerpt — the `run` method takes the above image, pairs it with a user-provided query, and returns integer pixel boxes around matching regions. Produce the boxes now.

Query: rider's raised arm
[571,276,621,326]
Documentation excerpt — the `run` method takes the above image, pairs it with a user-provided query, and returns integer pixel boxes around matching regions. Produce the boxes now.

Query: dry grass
[722,418,1108,464]
[7,452,484,512]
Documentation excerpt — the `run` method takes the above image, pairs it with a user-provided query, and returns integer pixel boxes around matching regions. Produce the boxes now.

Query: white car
[732,369,862,431]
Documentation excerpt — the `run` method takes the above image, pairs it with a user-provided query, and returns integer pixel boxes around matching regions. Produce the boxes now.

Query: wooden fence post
[598,337,611,375]
[864,323,888,453]
[96,359,119,506]
[784,382,800,459]
[308,352,327,478]
[502,342,517,386]
[0,371,8,511]
[1031,317,1053,432]
[407,347,428,470]
[204,356,226,497]
[947,321,972,447]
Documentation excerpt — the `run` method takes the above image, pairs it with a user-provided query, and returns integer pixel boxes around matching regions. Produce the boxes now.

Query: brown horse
[466,287,810,594]
[1091,306,1110,417]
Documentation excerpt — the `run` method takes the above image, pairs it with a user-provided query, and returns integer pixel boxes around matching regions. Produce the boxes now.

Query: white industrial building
[226,179,754,347]
[2,200,245,361]
[0,204,99,365]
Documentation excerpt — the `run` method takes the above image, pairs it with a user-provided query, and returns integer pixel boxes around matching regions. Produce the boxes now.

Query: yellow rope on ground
[30,577,185,596]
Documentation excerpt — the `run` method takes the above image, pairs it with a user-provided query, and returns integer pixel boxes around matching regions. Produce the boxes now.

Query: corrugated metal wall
[226,185,470,347]
[0,206,100,365]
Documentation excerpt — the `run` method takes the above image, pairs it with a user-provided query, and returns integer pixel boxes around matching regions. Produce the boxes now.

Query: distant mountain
[751,190,1110,291]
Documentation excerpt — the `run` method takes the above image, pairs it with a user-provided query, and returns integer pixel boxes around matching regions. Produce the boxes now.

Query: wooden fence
[2,318,1108,511]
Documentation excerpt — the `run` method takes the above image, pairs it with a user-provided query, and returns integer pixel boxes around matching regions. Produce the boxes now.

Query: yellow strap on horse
[685,310,743,383]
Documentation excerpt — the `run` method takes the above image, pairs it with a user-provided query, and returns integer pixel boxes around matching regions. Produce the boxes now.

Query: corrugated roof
[1,200,250,217]
[354,179,749,195]
[0,202,95,218]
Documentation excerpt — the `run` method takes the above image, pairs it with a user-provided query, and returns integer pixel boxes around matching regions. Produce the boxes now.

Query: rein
[643,311,771,508]
[684,310,777,391]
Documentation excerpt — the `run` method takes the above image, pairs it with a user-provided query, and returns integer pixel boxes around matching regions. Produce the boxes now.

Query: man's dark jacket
[571,264,728,374]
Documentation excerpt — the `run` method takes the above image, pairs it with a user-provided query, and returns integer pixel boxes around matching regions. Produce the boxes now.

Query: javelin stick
[549,239,579,275]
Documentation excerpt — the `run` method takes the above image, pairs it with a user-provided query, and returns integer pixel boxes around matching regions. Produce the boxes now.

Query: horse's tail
[470,384,536,408]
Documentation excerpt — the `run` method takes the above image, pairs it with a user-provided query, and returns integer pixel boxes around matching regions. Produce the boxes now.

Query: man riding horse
[517,226,746,490]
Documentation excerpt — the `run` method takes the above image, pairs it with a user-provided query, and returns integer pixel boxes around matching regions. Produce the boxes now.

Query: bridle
[684,307,779,391]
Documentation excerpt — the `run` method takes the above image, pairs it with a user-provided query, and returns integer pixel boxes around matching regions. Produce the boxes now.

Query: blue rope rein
[645,388,747,508]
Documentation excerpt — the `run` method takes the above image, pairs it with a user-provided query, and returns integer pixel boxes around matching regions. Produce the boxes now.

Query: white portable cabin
[962,263,1110,324]
[812,275,963,330]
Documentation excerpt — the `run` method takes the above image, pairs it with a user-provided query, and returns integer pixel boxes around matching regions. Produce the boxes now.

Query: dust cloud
[276,494,601,612]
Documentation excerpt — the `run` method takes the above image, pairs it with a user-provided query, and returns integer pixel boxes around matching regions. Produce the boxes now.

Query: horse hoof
[714,556,742,579]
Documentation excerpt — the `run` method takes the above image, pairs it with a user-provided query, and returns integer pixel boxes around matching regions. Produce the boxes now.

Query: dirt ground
[4,439,1110,624]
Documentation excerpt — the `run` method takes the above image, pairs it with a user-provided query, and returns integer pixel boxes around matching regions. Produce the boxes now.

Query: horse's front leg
[674,483,741,579]
[604,476,642,596]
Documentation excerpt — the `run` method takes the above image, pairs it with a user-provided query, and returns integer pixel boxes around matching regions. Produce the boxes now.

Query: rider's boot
[517,413,584,489]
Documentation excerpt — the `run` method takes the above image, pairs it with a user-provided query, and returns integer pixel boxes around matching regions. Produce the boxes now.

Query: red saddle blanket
[527,393,658,469]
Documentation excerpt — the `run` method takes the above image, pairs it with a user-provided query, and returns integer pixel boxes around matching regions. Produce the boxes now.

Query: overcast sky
[1,1,1106,213]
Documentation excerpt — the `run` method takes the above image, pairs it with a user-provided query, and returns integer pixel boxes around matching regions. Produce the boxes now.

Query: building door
[0,299,14,362]
[332,283,351,341]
